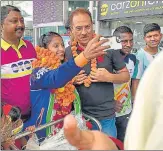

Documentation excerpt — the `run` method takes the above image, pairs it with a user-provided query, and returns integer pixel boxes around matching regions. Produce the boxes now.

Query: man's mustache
[15,27,25,31]
[151,41,157,43]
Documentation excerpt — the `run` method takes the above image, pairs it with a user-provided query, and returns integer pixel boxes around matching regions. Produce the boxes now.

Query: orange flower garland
[71,40,97,87]
[32,46,76,108]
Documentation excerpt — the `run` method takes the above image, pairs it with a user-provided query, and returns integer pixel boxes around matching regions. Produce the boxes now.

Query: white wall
[15,1,33,16]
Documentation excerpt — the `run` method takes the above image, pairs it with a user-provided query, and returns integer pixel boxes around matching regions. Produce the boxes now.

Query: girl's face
[48,36,65,60]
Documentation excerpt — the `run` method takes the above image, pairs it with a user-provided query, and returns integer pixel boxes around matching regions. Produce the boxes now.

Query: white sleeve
[145,101,163,149]
[125,51,163,150]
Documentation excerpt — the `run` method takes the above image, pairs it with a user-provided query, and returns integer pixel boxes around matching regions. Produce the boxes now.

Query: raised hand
[83,35,110,60]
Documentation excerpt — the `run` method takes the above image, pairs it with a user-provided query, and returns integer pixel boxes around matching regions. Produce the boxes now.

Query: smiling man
[113,26,136,142]
[65,8,130,138]
[1,5,36,121]
[132,23,162,101]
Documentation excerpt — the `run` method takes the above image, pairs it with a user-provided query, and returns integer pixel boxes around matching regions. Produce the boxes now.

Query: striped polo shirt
[1,38,36,115]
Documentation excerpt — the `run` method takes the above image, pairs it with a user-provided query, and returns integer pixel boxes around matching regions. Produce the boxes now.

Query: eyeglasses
[72,25,92,33]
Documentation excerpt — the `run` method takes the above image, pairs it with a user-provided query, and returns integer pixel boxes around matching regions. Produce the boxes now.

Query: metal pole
[14,118,64,140]
[33,27,37,46]
[63,1,68,24]
[10,144,19,150]
[14,114,102,140]
[95,1,100,34]
[83,113,102,131]
[89,1,94,16]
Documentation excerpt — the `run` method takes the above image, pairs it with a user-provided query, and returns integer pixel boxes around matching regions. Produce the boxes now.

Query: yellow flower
[53,65,58,69]
[58,87,65,92]
[42,58,46,63]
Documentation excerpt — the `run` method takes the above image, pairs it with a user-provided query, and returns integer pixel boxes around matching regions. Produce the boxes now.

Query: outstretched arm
[31,58,81,90]
[31,35,110,90]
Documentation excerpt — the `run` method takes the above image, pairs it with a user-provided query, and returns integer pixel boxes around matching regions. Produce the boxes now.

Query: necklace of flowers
[32,46,76,116]
[71,39,97,87]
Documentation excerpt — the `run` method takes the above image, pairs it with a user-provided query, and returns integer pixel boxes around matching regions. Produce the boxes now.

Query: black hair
[1,104,21,122]
[143,23,161,36]
[39,32,63,49]
[9,106,21,122]
[1,5,21,23]
[113,26,133,37]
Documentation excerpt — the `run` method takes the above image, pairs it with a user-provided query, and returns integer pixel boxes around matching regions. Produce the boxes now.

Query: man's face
[1,11,25,40]
[119,32,133,55]
[144,31,162,48]
[71,13,93,47]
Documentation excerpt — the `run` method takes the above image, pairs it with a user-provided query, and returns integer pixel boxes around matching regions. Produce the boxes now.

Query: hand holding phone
[100,36,122,51]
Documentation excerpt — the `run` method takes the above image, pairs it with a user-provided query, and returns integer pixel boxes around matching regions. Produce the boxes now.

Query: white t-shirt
[125,51,163,150]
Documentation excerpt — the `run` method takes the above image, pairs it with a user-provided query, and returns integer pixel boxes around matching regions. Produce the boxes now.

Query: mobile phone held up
[100,36,122,51]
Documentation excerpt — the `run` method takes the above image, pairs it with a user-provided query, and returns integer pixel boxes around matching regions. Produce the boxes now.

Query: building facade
[98,1,163,51]
[1,1,33,43]
[33,0,98,46]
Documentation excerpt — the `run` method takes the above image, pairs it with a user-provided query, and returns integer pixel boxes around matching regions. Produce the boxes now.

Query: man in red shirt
[1,5,36,121]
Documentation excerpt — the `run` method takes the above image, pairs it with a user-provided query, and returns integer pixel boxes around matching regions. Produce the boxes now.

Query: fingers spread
[86,35,101,51]
[94,38,109,50]
[96,45,111,52]
[90,51,107,59]
[89,34,101,44]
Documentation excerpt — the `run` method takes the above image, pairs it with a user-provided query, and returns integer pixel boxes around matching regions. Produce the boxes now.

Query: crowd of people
[1,5,163,150]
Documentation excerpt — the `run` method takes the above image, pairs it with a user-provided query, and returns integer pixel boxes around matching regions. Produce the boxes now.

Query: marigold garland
[71,38,97,87]
[32,46,76,113]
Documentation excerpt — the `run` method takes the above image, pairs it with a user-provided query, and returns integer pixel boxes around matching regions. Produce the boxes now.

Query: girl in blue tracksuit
[23,32,83,140]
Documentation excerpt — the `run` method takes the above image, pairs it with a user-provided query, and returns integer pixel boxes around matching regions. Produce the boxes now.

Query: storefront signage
[98,1,163,20]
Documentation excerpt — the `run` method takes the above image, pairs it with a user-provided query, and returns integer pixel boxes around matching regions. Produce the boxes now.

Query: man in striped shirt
[1,5,36,121]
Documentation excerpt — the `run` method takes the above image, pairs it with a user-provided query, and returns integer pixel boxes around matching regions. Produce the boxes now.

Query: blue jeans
[91,117,117,138]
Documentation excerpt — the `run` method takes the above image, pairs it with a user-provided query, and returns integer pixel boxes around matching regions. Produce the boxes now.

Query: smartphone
[100,36,122,51]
